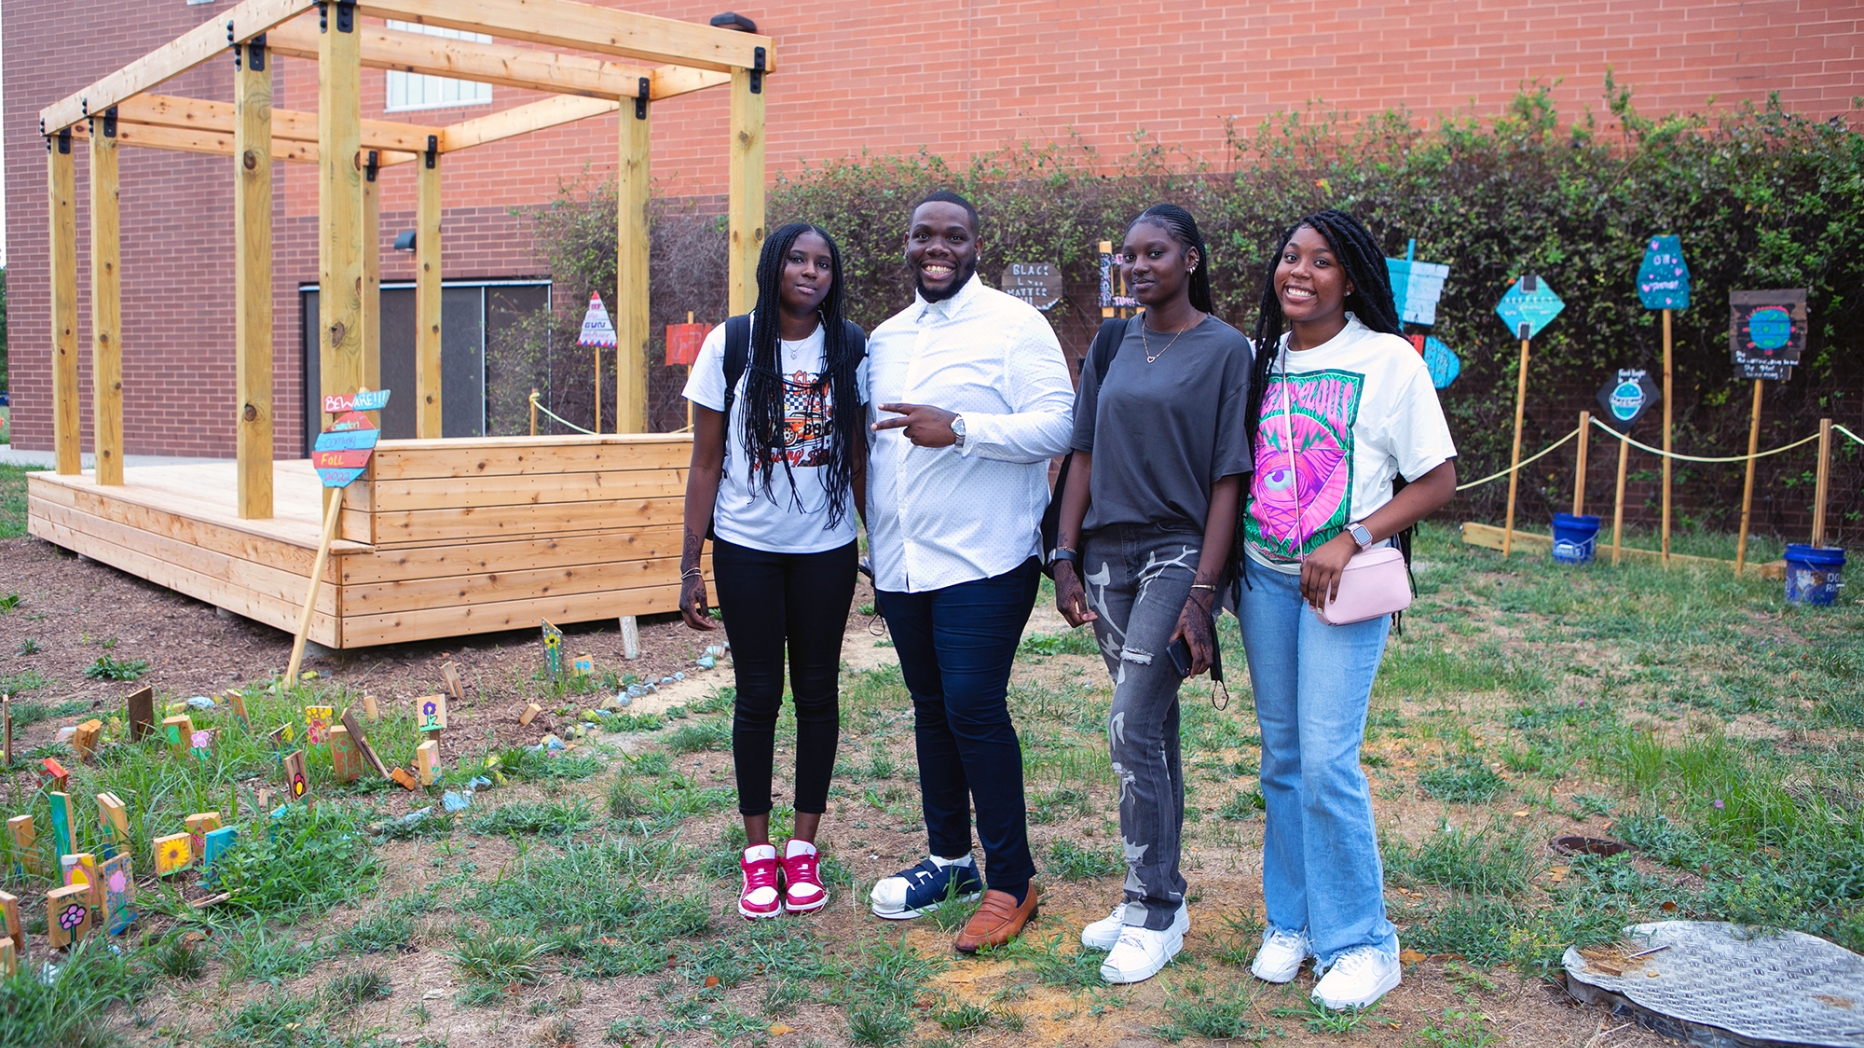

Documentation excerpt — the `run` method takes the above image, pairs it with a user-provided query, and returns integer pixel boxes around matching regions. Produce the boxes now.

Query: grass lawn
[0,519,1858,1046]
[1,464,46,540]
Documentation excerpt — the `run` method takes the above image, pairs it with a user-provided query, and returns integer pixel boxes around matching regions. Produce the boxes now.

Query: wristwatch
[951,414,967,449]
[1347,522,1374,550]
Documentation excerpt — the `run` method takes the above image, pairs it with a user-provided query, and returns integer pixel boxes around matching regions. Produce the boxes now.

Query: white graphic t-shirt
[681,314,867,554]
[1244,315,1457,573]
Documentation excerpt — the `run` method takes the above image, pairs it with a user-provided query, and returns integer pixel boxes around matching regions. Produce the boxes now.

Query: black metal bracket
[249,34,267,72]
[101,107,118,139]
[365,150,379,182]
[58,128,71,154]
[318,1,326,32]
[424,135,438,170]
[750,47,765,94]
[336,0,354,33]
[635,78,650,120]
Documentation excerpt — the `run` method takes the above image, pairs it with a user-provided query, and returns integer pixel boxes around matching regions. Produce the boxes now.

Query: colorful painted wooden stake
[7,816,38,876]
[223,689,251,730]
[339,708,391,779]
[99,852,135,934]
[390,768,418,791]
[442,663,464,702]
[415,740,440,786]
[283,751,309,802]
[125,685,155,742]
[303,706,333,745]
[185,813,221,859]
[41,757,71,792]
[189,728,215,763]
[46,883,91,949]
[519,703,543,726]
[268,722,296,749]
[571,653,595,676]
[201,827,237,886]
[48,793,74,862]
[0,939,13,977]
[162,714,194,758]
[329,725,360,782]
[96,792,130,846]
[61,852,100,907]
[153,833,193,876]
[0,888,22,954]
[542,620,564,681]
[416,694,448,734]
[71,719,103,762]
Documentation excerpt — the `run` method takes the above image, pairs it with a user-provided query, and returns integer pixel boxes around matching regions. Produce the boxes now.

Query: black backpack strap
[841,318,868,366]
[1087,317,1126,396]
[719,313,753,426]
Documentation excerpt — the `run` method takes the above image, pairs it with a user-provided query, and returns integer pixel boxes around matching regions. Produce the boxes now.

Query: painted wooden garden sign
[313,390,390,488]
[1637,235,1691,310]
[1596,369,1660,432]
[1729,290,1808,381]
[1495,274,1565,339]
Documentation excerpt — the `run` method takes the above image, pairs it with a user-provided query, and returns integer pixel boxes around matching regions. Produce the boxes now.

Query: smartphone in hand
[1166,637,1194,679]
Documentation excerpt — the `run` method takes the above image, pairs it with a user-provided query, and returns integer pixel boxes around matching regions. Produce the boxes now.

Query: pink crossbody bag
[1277,355,1412,626]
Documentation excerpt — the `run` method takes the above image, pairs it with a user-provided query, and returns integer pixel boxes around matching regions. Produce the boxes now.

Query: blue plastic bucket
[1551,513,1602,565]
[1783,545,1846,605]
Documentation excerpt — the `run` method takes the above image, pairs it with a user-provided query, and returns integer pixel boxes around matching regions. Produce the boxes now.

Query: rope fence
[1455,426,1582,491]
[1456,418,1860,493]
[528,391,598,436]
[1838,424,1864,448]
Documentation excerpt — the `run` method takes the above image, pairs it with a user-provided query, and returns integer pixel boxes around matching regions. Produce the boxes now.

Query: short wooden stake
[2,696,11,767]
[442,663,464,702]
[0,939,13,977]
[153,833,193,876]
[417,694,448,733]
[96,793,129,843]
[329,725,360,782]
[8,816,39,876]
[1735,379,1765,574]
[162,714,195,758]
[285,488,344,687]
[390,767,418,791]
[340,708,392,779]
[363,693,380,722]
[48,793,74,862]
[519,703,543,726]
[283,751,309,802]
[185,813,221,859]
[415,740,439,786]
[99,852,135,935]
[71,720,102,763]
[303,705,333,745]
[126,685,155,741]
[45,883,92,950]
[620,615,640,660]
[1610,430,1630,566]
[60,852,100,907]
[1502,337,1532,557]
[0,889,23,955]
[1661,307,1674,566]
[1572,411,1590,517]
[1811,418,1833,547]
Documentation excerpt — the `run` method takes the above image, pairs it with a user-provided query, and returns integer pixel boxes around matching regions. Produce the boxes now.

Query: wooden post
[727,64,766,316]
[1812,418,1833,548]
[1734,379,1764,574]
[89,113,124,486]
[1501,337,1531,556]
[48,131,81,475]
[1572,411,1590,517]
[1661,308,1674,567]
[593,346,602,434]
[236,38,275,520]
[319,4,365,506]
[415,143,443,437]
[284,488,343,686]
[361,152,382,398]
[529,388,538,436]
[617,87,650,433]
[1610,427,1630,565]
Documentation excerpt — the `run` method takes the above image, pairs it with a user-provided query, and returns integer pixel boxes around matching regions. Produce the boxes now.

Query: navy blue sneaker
[869,856,983,920]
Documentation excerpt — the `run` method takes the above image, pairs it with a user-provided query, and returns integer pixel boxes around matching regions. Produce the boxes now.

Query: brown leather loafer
[953,886,1038,953]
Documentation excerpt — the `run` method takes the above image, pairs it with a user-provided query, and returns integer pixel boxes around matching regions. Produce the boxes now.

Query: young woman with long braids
[1236,210,1457,1008]
[1052,204,1254,985]
[679,222,868,919]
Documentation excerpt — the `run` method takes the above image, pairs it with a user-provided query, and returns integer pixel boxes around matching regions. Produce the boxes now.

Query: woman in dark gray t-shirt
[1050,204,1253,986]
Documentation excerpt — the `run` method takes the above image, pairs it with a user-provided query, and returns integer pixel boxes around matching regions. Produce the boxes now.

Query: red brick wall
[6,0,1861,458]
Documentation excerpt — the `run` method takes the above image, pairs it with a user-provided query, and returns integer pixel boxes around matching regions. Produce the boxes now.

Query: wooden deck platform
[26,435,704,648]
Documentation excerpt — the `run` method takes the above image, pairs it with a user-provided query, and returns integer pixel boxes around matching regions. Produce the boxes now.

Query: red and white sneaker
[780,839,828,913]
[739,845,782,919]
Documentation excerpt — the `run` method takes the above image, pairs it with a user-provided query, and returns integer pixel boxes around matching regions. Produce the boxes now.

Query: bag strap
[719,313,753,427]
[1088,316,1125,397]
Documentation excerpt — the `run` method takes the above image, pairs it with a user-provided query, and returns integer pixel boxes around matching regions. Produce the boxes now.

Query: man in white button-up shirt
[863,192,1075,952]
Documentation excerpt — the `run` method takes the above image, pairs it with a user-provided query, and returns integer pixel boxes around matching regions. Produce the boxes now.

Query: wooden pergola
[39,0,774,520]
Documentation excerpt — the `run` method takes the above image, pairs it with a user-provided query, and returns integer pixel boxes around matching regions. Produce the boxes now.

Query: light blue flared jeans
[1236,564,1399,969]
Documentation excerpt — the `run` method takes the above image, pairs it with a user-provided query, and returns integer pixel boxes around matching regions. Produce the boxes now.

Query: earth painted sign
[1637,235,1691,310]
[1729,289,1808,381]
[579,293,618,348]
[1495,274,1565,339]
[1002,263,1064,312]
[313,391,390,488]
[1595,369,1660,433]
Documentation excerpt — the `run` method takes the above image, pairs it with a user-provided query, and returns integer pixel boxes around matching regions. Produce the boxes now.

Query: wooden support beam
[727,67,766,316]
[74,119,322,163]
[47,132,81,475]
[39,0,316,132]
[362,153,383,397]
[235,40,275,520]
[616,93,649,433]
[89,117,124,486]
[415,148,443,438]
[354,0,775,74]
[117,94,440,154]
[441,95,618,152]
[319,9,366,446]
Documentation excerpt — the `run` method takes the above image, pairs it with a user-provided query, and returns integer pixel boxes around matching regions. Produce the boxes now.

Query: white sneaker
[1082,902,1188,950]
[1311,946,1401,1010]
[1249,927,1311,983]
[1100,923,1183,984]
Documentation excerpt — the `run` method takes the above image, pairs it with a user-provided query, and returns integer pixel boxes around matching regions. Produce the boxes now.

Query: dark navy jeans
[876,557,1041,896]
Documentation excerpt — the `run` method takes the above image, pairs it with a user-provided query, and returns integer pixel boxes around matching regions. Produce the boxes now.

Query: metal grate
[1565,921,1864,1047]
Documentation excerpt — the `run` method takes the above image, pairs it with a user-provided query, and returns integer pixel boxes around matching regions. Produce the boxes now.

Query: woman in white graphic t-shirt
[1233,211,1457,1011]
[678,223,868,921]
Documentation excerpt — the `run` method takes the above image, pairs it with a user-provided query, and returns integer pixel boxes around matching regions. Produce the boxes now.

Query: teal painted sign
[1729,290,1808,381]
[1385,240,1452,326]
[1495,274,1564,340]
[1636,235,1691,310]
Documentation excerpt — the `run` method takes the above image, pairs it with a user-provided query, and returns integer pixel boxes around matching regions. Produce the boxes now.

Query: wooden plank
[46,882,93,949]
[617,91,649,433]
[38,0,317,131]
[75,119,321,163]
[115,94,440,154]
[336,523,686,583]
[651,66,732,99]
[236,48,275,520]
[89,122,124,486]
[339,708,391,778]
[367,496,682,546]
[319,12,366,438]
[266,15,652,100]
[7,817,39,877]
[340,578,685,647]
[727,65,765,315]
[415,153,442,438]
[28,462,351,549]
[48,134,81,475]
[442,95,618,153]
[126,685,155,741]
[368,435,692,479]
[355,467,683,512]
[342,552,703,615]
[1459,523,1735,570]
[355,0,775,74]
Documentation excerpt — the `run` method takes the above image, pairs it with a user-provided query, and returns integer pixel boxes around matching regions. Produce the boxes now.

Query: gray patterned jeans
[1082,524,1199,931]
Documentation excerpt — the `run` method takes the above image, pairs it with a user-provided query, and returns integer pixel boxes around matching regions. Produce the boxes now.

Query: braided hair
[1243,209,1400,446]
[737,222,863,528]
[1127,203,1214,314]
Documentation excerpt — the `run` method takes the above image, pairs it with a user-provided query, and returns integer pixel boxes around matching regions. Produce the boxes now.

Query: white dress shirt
[866,274,1076,593]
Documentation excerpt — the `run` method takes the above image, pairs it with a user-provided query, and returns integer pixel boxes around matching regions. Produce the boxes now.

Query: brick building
[5,0,1860,458]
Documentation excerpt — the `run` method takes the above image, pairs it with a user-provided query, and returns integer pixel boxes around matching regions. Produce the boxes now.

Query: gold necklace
[1141,312,1202,363]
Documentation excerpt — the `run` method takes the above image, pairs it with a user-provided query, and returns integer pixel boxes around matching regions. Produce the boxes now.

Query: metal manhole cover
[1565,922,1864,1047]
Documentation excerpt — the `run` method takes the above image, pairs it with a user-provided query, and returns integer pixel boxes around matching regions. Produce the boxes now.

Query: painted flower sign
[58,903,88,932]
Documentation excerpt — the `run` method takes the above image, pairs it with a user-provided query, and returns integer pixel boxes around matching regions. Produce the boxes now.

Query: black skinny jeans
[712,537,857,817]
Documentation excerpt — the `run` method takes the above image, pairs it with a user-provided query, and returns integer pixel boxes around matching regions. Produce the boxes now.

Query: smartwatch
[951,414,967,449]
[1347,522,1374,550]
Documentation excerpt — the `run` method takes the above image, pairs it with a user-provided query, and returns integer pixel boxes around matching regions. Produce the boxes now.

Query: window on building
[384,20,493,112]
